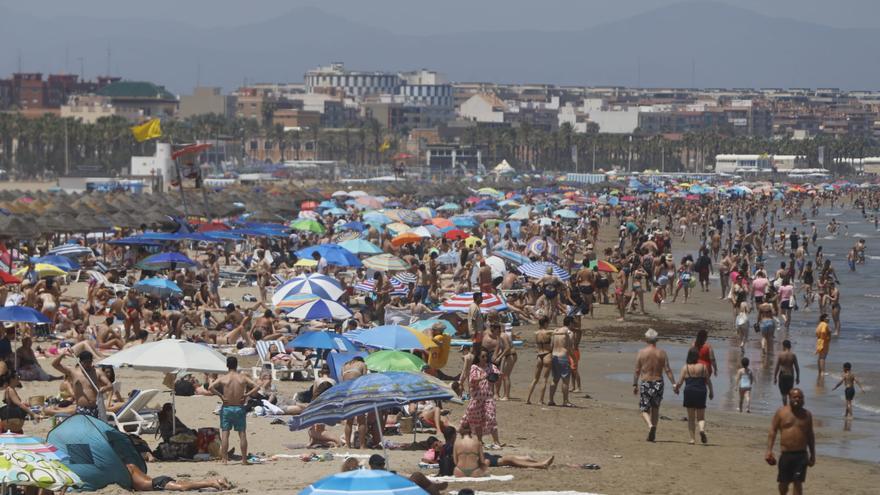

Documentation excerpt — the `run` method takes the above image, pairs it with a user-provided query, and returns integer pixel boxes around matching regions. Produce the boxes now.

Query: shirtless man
[569,315,583,393]
[766,389,815,495]
[575,259,596,317]
[51,350,112,418]
[126,463,231,492]
[209,356,259,464]
[478,260,494,294]
[547,316,574,407]
[633,328,676,442]
[773,340,800,406]
[342,357,368,448]
[525,316,553,405]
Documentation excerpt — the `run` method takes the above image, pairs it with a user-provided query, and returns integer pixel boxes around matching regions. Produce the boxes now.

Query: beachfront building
[458,93,507,123]
[305,63,401,99]
[179,87,237,119]
[713,154,774,174]
[426,143,483,175]
[96,81,177,118]
[60,94,144,124]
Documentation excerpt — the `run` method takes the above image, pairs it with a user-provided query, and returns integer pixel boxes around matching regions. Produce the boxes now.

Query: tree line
[1,112,877,178]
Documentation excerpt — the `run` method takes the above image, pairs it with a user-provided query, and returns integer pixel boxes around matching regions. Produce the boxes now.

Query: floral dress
[462,363,499,433]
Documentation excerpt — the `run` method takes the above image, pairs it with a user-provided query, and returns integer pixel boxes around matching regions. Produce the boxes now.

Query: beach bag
[196,427,221,458]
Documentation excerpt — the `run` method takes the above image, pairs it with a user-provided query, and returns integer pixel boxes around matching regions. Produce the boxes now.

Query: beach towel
[428,475,514,483]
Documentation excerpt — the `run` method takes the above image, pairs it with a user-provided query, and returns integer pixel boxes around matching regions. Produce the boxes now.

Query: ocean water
[608,205,880,462]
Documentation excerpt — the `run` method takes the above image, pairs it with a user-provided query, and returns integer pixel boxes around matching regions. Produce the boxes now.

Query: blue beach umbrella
[348,325,435,350]
[286,299,352,321]
[31,255,80,271]
[517,261,571,280]
[0,306,51,324]
[339,221,366,232]
[492,249,531,266]
[299,465,428,495]
[409,318,456,336]
[133,278,183,298]
[295,244,362,268]
[287,331,357,352]
[339,239,383,255]
[136,252,198,270]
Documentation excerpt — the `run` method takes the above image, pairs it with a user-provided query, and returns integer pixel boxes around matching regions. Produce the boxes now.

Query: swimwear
[760,319,776,338]
[778,373,795,397]
[638,379,664,412]
[219,405,247,432]
[483,453,501,467]
[579,285,594,295]
[777,450,809,483]
[845,386,856,401]
[551,355,571,381]
[569,348,581,372]
[739,371,753,391]
[75,404,100,418]
[152,476,175,491]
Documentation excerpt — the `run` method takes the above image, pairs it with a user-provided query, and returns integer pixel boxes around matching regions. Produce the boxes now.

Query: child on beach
[734,357,754,413]
[652,275,667,310]
[832,362,865,417]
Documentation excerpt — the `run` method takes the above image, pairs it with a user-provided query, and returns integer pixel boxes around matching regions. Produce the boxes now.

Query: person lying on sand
[126,463,232,492]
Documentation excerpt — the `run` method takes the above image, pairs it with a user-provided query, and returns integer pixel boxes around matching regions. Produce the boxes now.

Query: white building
[836,157,880,175]
[582,98,640,134]
[61,95,143,124]
[714,154,774,174]
[305,63,401,98]
[458,93,507,123]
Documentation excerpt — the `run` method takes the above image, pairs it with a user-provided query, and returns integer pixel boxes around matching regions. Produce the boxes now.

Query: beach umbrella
[46,244,93,258]
[409,318,456,336]
[347,190,368,198]
[435,251,459,265]
[287,331,357,352]
[437,203,460,212]
[0,433,67,462]
[0,306,51,324]
[517,261,570,280]
[589,259,619,273]
[298,210,319,220]
[354,278,408,296]
[294,259,319,268]
[351,325,437,350]
[98,338,227,373]
[133,278,183,298]
[443,229,469,241]
[553,208,578,219]
[296,244,362,268]
[339,221,366,232]
[289,371,452,431]
[366,350,426,372]
[331,190,349,198]
[14,264,66,279]
[363,212,392,225]
[526,236,558,257]
[274,293,321,310]
[477,187,501,196]
[363,254,410,272]
[385,222,411,235]
[273,274,344,305]
[318,200,338,209]
[331,231,361,243]
[391,272,417,285]
[463,236,484,248]
[414,207,435,219]
[30,255,79,272]
[286,299,352,321]
[492,249,531,266]
[0,449,82,491]
[429,218,453,230]
[391,232,422,247]
[438,292,509,313]
[450,216,477,228]
[484,255,507,278]
[410,226,439,238]
[136,252,197,271]
[507,205,532,220]
[355,196,383,210]
[290,218,326,234]
[0,271,21,285]
[298,459,428,495]
[339,239,382,255]
[323,207,348,216]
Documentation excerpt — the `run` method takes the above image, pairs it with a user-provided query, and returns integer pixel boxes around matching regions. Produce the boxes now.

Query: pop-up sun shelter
[47,414,147,491]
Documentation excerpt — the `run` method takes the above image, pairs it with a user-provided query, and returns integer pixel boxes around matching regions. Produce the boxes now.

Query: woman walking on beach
[462,348,502,448]
[674,347,714,444]
[526,316,553,405]
[693,330,717,377]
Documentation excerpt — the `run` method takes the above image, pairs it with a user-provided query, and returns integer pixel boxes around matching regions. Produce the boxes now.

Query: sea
[608,204,880,463]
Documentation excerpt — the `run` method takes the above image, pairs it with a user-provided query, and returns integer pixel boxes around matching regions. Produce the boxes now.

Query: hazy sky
[11,0,880,32]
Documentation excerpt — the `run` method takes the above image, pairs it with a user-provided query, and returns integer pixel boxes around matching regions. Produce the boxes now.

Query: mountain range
[1,2,878,93]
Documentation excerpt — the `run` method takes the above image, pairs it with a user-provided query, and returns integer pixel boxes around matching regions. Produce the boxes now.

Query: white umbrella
[485,255,507,278]
[98,339,228,373]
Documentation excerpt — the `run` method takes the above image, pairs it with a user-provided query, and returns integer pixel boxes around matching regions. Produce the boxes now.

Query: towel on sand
[428,475,514,483]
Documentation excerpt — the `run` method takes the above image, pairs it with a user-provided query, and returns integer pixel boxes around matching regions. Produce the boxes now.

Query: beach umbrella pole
[374,405,388,468]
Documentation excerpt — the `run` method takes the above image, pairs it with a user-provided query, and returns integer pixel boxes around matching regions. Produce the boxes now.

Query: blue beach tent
[47,414,147,491]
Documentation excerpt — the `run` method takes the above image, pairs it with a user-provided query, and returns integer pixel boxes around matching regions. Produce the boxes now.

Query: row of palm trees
[1,111,877,177]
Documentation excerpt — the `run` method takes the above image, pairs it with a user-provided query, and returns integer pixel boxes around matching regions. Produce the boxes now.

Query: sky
[10,0,880,32]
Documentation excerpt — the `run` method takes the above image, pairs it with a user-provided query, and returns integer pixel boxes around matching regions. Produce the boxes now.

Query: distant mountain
[1,2,878,92]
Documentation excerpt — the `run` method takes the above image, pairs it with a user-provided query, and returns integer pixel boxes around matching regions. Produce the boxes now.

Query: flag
[379,138,390,152]
[131,118,162,142]
[0,242,12,273]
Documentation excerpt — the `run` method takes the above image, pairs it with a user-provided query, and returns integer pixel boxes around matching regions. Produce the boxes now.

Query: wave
[825,213,843,216]
[852,233,871,238]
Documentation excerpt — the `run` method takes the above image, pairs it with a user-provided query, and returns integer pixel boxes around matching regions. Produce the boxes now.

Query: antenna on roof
[691,58,696,89]
[17,50,22,73]
[106,43,112,77]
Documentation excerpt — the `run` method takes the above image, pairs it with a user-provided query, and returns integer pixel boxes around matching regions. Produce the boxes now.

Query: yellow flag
[379,138,390,152]
[131,118,162,142]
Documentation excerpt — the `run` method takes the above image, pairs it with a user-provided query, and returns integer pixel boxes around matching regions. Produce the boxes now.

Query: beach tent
[47,414,146,491]
[493,160,515,175]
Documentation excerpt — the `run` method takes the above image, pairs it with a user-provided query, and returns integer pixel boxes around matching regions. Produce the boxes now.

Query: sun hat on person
[645,328,659,342]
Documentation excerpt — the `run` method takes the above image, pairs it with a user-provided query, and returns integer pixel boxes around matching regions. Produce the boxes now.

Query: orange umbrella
[391,232,422,247]
[431,218,454,229]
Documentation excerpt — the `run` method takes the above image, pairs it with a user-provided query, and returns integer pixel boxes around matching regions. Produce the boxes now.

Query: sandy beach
[8,267,875,495]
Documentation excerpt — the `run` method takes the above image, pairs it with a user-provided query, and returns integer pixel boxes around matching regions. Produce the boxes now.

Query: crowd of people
[0,181,875,493]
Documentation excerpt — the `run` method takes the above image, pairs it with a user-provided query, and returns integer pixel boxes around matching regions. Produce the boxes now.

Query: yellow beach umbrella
[15,264,67,279]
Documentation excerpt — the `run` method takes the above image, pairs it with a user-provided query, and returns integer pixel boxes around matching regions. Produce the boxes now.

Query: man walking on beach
[766,388,815,495]
[548,316,574,407]
[468,292,485,358]
[210,356,258,465]
[773,340,800,405]
[633,328,676,442]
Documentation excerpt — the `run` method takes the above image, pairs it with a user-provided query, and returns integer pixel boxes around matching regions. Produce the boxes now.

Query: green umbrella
[290,218,326,234]
[365,350,427,372]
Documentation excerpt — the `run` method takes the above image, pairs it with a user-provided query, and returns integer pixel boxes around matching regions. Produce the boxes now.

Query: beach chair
[251,340,312,381]
[87,270,129,294]
[105,389,161,435]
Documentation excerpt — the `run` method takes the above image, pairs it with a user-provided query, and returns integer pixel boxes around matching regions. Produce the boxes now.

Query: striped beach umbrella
[0,433,67,461]
[492,249,531,266]
[285,298,353,321]
[438,292,509,313]
[46,244,93,258]
[517,261,570,280]
[391,272,417,285]
[354,278,408,296]
[273,274,344,305]
[526,236,558,257]
[363,254,410,272]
